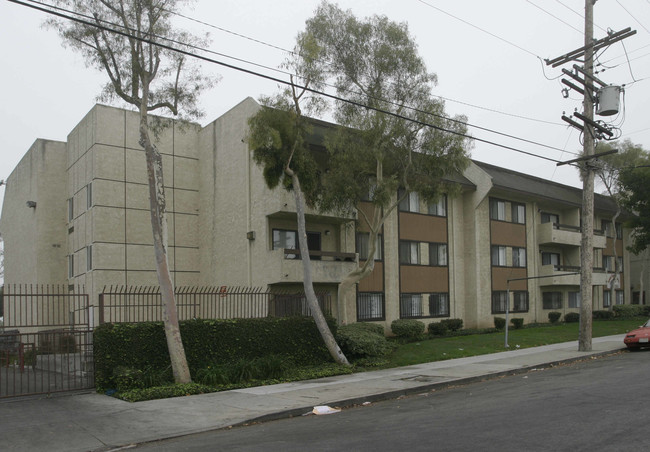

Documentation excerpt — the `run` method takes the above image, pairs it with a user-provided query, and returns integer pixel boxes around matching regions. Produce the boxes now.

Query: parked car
[624,318,650,350]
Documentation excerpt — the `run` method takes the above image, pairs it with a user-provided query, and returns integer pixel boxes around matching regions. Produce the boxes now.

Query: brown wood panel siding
[399,212,447,243]
[358,262,384,292]
[400,265,449,293]
[357,202,376,233]
[490,221,526,247]
[492,267,528,291]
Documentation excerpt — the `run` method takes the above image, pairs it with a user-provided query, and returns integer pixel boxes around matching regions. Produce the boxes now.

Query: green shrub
[510,318,524,329]
[548,311,562,324]
[194,365,231,386]
[494,317,506,330]
[613,305,644,318]
[391,319,425,341]
[441,318,464,332]
[117,383,215,403]
[593,310,615,320]
[565,312,580,323]
[113,366,146,392]
[336,323,393,359]
[428,322,448,336]
[94,316,336,391]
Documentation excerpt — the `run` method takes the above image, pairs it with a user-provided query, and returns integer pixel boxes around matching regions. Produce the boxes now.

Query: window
[357,293,384,321]
[429,243,448,266]
[86,183,92,209]
[603,255,615,272]
[357,233,382,261]
[68,198,74,222]
[428,196,447,217]
[513,291,529,312]
[490,199,506,221]
[603,290,611,308]
[616,290,624,305]
[542,252,560,268]
[615,223,623,240]
[541,212,560,225]
[398,189,420,213]
[86,246,92,271]
[513,247,527,268]
[429,293,450,317]
[617,257,624,273]
[68,254,74,278]
[399,241,420,265]
[512,203,525,224]
[542,292,562,309]
[273,229,298,259]
[569,291,581,308]
[491,246,507,266]
[492,291,507,314]
[602,220,613,238]
[400,294,423,318]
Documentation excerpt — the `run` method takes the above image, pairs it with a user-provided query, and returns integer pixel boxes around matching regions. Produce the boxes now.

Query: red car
[624,319,650,350]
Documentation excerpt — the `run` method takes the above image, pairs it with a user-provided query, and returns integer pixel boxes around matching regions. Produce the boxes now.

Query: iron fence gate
[1,285,94,399]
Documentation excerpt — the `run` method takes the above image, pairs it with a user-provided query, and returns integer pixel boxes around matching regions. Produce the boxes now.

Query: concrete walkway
[0,335,626,452]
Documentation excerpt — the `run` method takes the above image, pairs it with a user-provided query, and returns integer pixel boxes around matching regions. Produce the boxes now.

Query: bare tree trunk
[139,90,191,383]
[290,172,350,366]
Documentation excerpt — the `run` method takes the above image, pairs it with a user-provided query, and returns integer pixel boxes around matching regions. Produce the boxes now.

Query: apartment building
[0,98,633,329]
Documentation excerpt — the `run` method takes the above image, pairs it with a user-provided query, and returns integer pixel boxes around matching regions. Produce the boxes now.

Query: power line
[11,0,566,164]
[616,0,650,34]
[527,1,583,35]
[554,0,608,33]
[415,0,541,59]
[169,2,565,128]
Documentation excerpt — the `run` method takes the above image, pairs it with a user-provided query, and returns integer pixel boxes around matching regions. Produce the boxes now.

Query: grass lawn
[386,317,645,368]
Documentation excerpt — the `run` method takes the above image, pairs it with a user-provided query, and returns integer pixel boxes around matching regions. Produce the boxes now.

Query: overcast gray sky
[1,0,649,209]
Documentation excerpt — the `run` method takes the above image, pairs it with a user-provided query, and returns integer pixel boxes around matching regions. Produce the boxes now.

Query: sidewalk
[0,335,626,452]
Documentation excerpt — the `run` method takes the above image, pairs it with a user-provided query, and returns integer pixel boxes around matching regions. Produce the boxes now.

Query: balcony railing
[282,249,357,262]
[538,222,606,248]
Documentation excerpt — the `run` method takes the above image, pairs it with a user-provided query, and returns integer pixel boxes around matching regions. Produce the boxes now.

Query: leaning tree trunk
[290,171,350,366]
[139,89,191,384]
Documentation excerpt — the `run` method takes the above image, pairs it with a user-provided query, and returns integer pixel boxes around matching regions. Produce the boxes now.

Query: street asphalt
[0,334,627,452]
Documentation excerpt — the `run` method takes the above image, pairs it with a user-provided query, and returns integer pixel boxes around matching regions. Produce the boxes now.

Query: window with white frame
[617,257,624,272]
[400,294,423,318]
[512,203,525,224]
[68,198,74,222]
[398,189,420,213]
[492,291,507,314]
[427,196,447,217]
[357,292,384,321]
[86,183,92,209]
[542,292,562,309]
[615,223,623,239]
[490,199,506,221]
[603,255,615,272]
[272,229,298,259]
[512,247,527,268]
[86,245,92,271]
[68,254,74,278]
[429,243,448,266]
[542,212,560,225]
[399,241,420,265]
[542,252,560,268]
[429,293,450,317]
[569,291,581,308]
[491,246,507,267]
[616,290,624,305]
[513,291,529,312]
[603,290,611,307]
[357,232,382,261]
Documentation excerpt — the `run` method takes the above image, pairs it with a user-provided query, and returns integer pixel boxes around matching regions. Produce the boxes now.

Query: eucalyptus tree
[47,0,215,383]
[248,34,349,365]
[304,2,471,322]
[594,140,648,308]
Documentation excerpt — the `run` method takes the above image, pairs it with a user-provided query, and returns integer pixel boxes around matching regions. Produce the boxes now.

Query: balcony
[271,248,358,284]
[537,222,606,248]
[538,264,609,286]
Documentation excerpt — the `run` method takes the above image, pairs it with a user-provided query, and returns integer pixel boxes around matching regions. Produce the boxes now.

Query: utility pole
[579,0,595,352]
[546,3,635,352]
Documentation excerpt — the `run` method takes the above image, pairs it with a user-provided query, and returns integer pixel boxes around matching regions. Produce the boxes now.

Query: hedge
[335,323,393,359]
[391,319,425,341]
[94,316,336,390]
